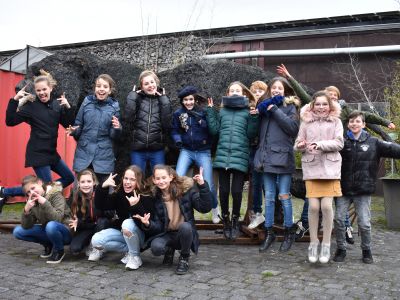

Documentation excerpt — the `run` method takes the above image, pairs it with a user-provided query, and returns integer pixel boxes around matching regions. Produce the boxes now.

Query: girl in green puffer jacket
[206,81,259,240]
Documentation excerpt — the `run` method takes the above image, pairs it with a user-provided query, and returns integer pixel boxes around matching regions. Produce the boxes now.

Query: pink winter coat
[294,102,344,180]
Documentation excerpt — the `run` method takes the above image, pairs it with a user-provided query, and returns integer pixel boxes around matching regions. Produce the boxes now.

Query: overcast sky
[0,0,399,52]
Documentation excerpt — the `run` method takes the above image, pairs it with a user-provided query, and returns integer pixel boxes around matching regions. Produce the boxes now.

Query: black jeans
[218,168,246,216]
[150,222,193,258]
[69,217,110,253]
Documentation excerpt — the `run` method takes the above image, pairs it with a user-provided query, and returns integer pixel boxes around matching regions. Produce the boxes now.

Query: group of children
[1,64,399,273]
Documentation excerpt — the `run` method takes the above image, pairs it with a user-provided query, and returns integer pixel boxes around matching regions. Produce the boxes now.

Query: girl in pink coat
[295,91,344,264]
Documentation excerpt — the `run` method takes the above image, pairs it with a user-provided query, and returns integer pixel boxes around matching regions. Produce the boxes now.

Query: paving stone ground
[0,226,399,300]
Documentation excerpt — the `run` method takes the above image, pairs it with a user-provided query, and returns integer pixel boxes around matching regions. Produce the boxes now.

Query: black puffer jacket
[341,130,400,196]
[124,89,172,151]
[145,177,212,254]
[6,97,74,167]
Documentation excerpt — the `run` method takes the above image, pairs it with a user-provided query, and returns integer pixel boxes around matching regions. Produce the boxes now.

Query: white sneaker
[308,242,319,263]
[248,213,265,229]
[85,244,93,257]
[125,254,143,270]
[319,243,331,264]
[88,247,105,261]
[211,207,220,224]
[121,252,129,264]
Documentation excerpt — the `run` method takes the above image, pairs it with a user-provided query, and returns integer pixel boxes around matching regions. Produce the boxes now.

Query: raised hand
[193,167,205,185]
[69,215,78,232]
[14,84,30,101]
[57,92,71,109]
[111,116,120,129]
[276,64,291,78]
[133,213,150,226]
[155,88,166,96]
[24,194,36,213]
[102,173,118,188]
[126,190,140,206]
[207,97,214,107]
[66,125,79,135]
[31,190,46,205]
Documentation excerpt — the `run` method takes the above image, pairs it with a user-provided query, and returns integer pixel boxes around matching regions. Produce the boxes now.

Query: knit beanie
[178,86,198,104]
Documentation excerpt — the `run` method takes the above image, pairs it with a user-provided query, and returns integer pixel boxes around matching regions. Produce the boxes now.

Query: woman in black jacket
[2,71,75,199]
[88,165,156,271]
[124,70,172,176]
[144,165,212,275]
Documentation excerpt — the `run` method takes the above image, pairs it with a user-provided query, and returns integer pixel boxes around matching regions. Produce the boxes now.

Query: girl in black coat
[124,70,172,176]
[68,169,109,255]
[2,71,75,200]
[88,165,156,271]
[143,165,212,275]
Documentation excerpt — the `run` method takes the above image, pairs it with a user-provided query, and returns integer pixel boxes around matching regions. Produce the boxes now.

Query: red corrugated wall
[0,70,76,202]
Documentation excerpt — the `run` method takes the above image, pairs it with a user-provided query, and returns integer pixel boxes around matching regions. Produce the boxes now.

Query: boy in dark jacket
[333,111,400,264]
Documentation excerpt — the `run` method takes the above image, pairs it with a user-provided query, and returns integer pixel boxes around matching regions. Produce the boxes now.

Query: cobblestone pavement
[0,228,399,300]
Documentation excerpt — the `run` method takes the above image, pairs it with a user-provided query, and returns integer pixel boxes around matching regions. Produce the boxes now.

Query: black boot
[362,249,374,264]
[221,214,231,240]
[231,215,240,240]
[280,226,296,252]
[333,248,347,262]
[162,247,175,266]
[176,255,189,275]
[259,227,276,252]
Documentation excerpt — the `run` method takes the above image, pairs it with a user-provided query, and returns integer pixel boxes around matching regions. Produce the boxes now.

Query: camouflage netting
[17,53,314,177]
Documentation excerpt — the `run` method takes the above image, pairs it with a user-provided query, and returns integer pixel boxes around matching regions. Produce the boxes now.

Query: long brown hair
[115,165,148,195]
[71,169,98,218]
[151,165,186,200]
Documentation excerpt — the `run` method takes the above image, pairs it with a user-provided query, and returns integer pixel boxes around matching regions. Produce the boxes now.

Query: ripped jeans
[90,219,145,256]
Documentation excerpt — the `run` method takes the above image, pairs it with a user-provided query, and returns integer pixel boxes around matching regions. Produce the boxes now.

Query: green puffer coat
[206,95,259,173]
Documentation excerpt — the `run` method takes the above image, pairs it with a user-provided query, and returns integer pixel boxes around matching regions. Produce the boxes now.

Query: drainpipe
[203,45,400,59]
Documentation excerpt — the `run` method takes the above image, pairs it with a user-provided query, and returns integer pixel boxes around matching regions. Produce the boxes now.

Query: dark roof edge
[1,10,399,55]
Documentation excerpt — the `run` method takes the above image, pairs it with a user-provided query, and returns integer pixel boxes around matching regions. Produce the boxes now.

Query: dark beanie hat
[178,86,198,103]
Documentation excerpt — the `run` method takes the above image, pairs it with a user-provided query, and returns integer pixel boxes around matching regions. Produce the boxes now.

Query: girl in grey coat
[254,77,300,253]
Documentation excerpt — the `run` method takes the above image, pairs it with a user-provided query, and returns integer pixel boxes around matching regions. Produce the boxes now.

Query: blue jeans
[130,150,165,175]
[13,221,72,251]
[176,149,218,209]
[263,173,293,228]
[3,159,74,197]
[91,219,145,256]
[335,195,371,250]
[300,198,309,224]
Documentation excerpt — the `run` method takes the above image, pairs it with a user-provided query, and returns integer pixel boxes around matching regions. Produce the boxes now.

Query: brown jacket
[21,184,72,229]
